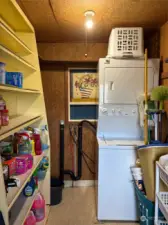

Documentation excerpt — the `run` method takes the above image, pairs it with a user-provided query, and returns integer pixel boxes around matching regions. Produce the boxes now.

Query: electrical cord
[69,123,96,174]
[82,152,95,175]
[80,120,97,132]
[82,150,95,164]
[69,124,78,144]
[69,124,96,163]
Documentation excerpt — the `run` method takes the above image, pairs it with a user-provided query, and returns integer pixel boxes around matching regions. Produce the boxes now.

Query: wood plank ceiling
[17,0,168,43]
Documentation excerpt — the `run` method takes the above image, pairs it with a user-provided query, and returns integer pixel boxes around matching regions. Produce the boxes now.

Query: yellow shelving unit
[0,0,34,32]
[0,115,42,141]
[10,177,49,225]
[7,149,49,210]
[12,189,39,225]
[0,1,51,225]
[0,21,32,56]
[0,45,36,72]
[0,84,41,94]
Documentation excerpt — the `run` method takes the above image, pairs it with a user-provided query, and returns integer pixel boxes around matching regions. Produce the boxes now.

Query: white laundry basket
[107,27,144,58]
[157,192,168,222]
[158,221,168,225]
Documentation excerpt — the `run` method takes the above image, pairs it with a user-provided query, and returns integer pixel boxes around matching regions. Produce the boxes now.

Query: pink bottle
[24,211,36,225]
[32,193,45,222]
[23,154,33,169]
[33,134,42,155]
[15,156,28,175]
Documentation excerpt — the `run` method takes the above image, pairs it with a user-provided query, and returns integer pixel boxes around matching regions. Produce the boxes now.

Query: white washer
[97,139,143,221]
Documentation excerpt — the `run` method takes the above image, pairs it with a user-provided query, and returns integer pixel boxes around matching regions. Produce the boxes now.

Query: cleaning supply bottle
[23,177,36,197]
[24,211,36,225]
[1,109,9,126]
[31,193,45,222]
[25,130,36,156]
[14,132,32,155]
[41,128,49,150]
[0,95,6,110]
[0,62,6,84]
[33,169,38,189]
[31,140,36,156]
[33,134,42,155]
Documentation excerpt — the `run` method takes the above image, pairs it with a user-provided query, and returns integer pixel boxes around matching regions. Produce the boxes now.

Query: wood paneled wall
[160,23,168,74]
[38,42,107,62]
[41,62,98,180]
[145,30,160,58]
[38,42,107,180]
[160,23,168,111]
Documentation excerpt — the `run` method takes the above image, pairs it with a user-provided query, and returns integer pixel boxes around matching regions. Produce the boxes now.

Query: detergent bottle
[32,193,45,222]
[24,211,36,225]
[23,177,36,197]
[14,132,32,155]
[31,140,36,156]
[33,134,42,155]
[41,127,49,151]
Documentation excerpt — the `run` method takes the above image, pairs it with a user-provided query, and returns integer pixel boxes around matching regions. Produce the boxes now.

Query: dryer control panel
[100,106,138,117]
[97,104,142,139]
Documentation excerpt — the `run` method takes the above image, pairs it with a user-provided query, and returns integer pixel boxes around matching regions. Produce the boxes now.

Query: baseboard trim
[64,180,96,188]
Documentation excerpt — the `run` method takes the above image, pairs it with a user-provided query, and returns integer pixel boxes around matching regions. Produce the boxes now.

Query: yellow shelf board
[0,0,34,33]
[0,45,36,72]
[7,149,49,211]
[0,115,42,141]
[0,84,41,94]
[0,21,33,56]
[36,205,50,225]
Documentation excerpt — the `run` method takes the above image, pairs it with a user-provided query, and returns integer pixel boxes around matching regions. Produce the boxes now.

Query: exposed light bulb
[85,20,93,29]
[84,10,95,30]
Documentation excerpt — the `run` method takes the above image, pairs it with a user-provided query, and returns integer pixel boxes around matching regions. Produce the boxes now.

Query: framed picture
[70,69,98,102]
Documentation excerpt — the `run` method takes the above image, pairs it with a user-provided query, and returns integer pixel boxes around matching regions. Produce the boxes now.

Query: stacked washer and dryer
[97,28,160,221]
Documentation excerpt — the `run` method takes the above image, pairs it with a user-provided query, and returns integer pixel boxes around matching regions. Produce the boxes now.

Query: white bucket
[131,167,142,174]
[133,174,143,180]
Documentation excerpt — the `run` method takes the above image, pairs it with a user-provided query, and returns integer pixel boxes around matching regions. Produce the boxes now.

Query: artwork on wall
[70,69,98,102]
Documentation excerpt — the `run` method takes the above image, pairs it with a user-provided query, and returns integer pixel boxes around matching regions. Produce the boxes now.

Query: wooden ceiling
[17,0,168,43]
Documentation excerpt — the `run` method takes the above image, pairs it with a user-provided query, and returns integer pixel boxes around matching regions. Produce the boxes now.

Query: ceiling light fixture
[84,10,95,29]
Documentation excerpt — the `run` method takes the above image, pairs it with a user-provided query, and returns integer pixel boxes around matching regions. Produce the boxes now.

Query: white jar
[0,62,6,84]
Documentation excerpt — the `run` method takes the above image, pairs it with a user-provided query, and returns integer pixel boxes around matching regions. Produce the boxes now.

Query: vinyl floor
[46,187,139,225]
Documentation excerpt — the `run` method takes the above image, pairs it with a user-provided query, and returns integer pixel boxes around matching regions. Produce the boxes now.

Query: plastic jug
[15,156,28,175]
[14,132,32,155]
[24,211,36,225]
[32,193,45,222]
[41,128,49,150]
[0,95,6,110]
[24,154,33,169]
[23,177,36,197]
